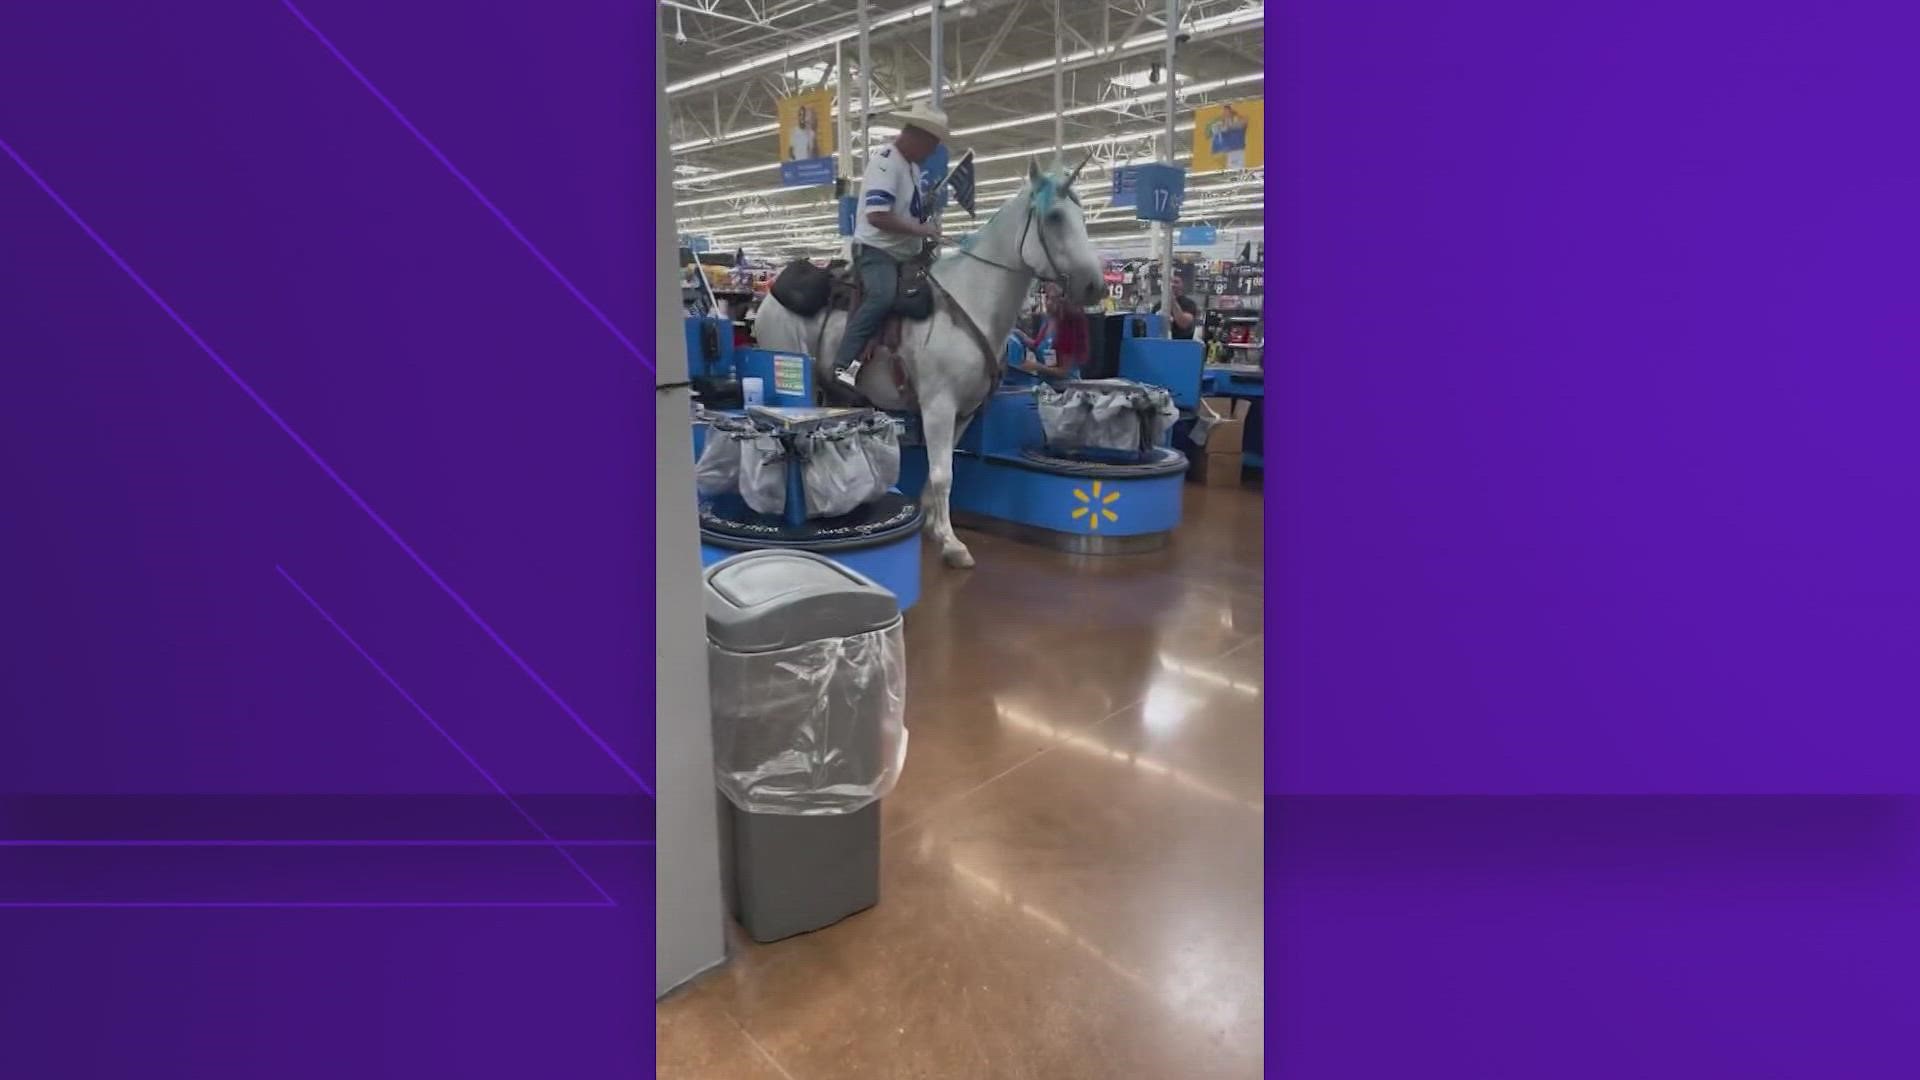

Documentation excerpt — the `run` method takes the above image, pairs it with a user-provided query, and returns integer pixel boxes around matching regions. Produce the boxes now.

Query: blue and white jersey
[852,145,927,259]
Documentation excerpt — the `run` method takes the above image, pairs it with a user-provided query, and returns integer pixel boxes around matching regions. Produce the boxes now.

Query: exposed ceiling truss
[663,0,1266,256]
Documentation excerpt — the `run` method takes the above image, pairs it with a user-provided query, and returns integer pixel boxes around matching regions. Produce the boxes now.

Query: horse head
[1021,157,1106,308]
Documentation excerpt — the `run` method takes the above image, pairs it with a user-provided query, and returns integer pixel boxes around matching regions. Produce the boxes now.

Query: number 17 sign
[1131,163,1186,223]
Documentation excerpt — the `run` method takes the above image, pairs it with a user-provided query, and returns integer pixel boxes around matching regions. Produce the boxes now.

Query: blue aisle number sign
[1131,163,1187,223]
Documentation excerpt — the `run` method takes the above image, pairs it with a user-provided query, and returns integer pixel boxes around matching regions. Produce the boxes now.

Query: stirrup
[823,372,871,407]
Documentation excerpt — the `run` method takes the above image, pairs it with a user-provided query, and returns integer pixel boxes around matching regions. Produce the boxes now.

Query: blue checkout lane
[691,415,923,612]
[1202,365,1265,398]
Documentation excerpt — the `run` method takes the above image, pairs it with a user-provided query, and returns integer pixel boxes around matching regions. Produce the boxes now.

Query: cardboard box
[1189,450,1244,487]
[1202,396,1255,421]
[1195,397,1246,455]
[1205,417,1246,455]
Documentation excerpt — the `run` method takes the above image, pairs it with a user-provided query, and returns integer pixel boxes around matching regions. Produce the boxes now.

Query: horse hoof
[942,546,975,569]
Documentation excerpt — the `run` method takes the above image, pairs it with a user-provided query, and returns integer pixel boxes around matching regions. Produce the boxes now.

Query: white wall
[655,33,728,999]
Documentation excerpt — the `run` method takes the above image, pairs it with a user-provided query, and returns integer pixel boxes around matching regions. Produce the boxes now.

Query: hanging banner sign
[1176,225,1218,246]
[1110,165,1140,209]
[1191,98,1264,172]
[777,88,837,187]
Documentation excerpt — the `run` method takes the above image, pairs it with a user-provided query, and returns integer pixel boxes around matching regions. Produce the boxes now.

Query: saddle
[771,250,936,322]
[771,248,939,384]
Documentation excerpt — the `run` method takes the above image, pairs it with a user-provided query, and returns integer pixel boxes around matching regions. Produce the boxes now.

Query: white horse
[754,161,1105,568]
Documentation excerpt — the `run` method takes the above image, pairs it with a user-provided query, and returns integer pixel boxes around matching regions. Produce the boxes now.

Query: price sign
[773,354,808,396]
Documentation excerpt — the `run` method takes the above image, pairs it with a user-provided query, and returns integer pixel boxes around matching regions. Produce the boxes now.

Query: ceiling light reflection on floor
[947,859,1147,989]
[1137,681,1206,734]
[1154,654,1261,698]
[992,704,1261,813]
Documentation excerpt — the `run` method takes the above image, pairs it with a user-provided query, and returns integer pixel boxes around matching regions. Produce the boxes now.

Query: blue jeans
[833,246,901,370]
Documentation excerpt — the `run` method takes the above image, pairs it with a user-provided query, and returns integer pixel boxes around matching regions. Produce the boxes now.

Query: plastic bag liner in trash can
[737,434,790,516]
[705,550,907,942]
[706,553,907,816]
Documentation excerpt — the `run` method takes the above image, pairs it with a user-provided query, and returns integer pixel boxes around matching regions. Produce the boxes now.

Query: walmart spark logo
[1070,480,1120,530]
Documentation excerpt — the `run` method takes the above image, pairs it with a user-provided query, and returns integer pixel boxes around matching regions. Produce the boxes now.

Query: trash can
[704,550,908,943]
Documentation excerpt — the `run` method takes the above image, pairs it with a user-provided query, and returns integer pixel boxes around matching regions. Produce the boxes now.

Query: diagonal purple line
[0,901,615,910]
[277,565,617,906]
[280,0,654,373]
[0,134,653,799]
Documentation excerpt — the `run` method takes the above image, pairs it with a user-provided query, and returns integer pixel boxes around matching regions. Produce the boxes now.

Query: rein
[952,203,1071,286]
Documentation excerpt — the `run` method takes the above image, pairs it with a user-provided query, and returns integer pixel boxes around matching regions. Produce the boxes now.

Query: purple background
[1273,1,1920,793]
[1274,796,1920,1077]
[1270,3,1920,1076]
[1,2,652,1075]
[7,0,1919,1075]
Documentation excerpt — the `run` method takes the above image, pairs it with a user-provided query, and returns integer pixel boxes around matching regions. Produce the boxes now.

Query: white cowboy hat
[890,102,950,140]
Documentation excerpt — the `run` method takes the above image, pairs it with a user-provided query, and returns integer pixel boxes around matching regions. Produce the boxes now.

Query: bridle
[955,200,1072,285]
[953,153,1093,288]
[927,153,1096,386]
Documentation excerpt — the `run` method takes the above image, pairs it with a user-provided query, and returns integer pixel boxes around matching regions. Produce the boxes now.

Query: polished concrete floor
[659,479,1265,1079]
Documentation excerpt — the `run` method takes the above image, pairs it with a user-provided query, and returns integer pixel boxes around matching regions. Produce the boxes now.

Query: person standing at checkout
[1169,294,1201,340]
[829,103,950,403]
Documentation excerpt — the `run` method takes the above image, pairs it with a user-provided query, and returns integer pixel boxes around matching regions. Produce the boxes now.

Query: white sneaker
[835,363,862,387]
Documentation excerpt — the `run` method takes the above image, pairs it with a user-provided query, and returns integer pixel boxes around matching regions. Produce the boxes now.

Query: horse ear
[1028,159,1042,184]
[1065,151,1094,189]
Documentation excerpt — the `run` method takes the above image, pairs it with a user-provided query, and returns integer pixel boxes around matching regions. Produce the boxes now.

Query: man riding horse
[830,103,950,404]
[752,143,1105,570]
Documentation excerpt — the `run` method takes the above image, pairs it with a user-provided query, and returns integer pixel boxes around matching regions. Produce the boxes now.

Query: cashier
[1006,284,1086,386]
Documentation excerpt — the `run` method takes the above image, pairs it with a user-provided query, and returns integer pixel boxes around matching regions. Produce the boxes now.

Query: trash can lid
[704,550,899,652]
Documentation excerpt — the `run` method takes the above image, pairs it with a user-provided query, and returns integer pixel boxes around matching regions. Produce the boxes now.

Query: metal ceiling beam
[660,0,771,32]
[723,83,753,131]
[666,0,975,97]
[961,0,1029,92]
[671,8,1262,155]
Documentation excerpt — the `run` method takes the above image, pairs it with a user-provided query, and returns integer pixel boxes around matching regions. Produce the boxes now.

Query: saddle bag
[893,258,935,320]
[771,259,832,316]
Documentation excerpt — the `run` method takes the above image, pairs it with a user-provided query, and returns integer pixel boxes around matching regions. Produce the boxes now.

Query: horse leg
[916,402,974,569]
